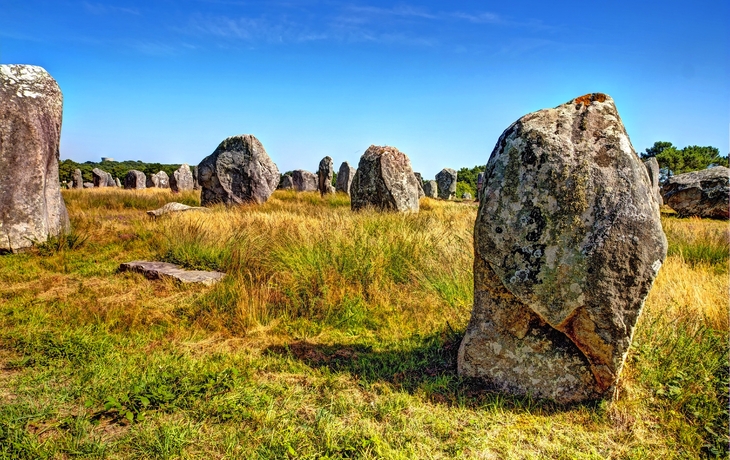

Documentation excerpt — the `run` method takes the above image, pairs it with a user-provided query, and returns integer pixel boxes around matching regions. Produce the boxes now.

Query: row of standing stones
[2,64,728,403]
[71,165,198,192]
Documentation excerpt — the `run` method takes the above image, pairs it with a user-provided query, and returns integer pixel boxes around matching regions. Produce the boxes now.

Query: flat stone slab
[147,202,209,218]
[120,261,225,286]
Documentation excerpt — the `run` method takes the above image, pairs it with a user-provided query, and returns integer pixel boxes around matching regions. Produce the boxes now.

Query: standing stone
[458,93,668,404]
[350,145,420,212]
[435,168,457,200]
[413,172,425,198]
[643,157,663,206]
[72,169,83,189]
[115,177,122,188]
[147,173,159,188]
[92,168,110,187]
[336,162,356,195]
[155,171,170,189]
[661,166,729,219]
[124,170,147,190]
[171,164,194,192]
[279,174,294,190]
[198,134,280,206]
[423,180,438,198]
[291,170,318,192]
[0,64,70,252]
[193,165,200,190]
[317,156,336,195]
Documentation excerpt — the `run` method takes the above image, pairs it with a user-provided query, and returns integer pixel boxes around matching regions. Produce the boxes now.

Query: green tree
[641,141,674,159]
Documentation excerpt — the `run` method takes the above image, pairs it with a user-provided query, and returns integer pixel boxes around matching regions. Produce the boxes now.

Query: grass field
[0,188,727,459]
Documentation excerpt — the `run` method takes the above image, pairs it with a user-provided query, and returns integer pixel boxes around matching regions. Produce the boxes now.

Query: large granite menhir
[436,168,457,200]
[458,93,667,403]
[336,162,356,195]
[171,164,194,192]
[661,166,729,219]
[350,145,420,213]
[198,134,280,205]
[0,64,70,252]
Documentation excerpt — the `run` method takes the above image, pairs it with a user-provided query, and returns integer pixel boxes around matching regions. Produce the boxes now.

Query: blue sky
[2,0,727,178]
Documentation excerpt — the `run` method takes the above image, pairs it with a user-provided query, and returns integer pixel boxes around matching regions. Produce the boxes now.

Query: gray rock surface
[155,171,170,189]
[292,170,318,192]
[350,145,420,212]
[0,64,70,252]
[336,162,356,195]
[147,173,160,188]
[198,134,280,205]
[661,166,729,219]
[317,156,336,195]
[461,192,472,200]
[83,182,94,188]
[477,171,485,201]
[423,180,438,198]
[171,164,194,192]
[643,157,663,206]
[92,168,110,187]
[115,177,122,188]
[279,174,294,190]
[193,165,200,190]
[120,260,225,286]
[124,170,146,189]
[436,168,457,200]
[413,172,425,198]
[146,202,209,218]
[458,93,667,403]
[72,169,83,189]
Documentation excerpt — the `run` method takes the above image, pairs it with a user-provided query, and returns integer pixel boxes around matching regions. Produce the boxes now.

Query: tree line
[58,159,182,185]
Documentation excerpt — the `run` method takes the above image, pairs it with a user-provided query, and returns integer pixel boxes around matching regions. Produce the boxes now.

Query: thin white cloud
[83,2,140,16]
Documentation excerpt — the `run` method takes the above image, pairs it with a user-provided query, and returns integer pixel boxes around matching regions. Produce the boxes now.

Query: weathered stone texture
[171,164,194,192]
[423,180,438,198]
[413,172,425,198]
[458,93,668,403]
[72,169,83,189]
[92,168,112,187]
[146,202,208,218]
[661,166,729,219]
[0,64,70,252]
[115,177,121,188]
[336,162,356,195]
[317,156,336,195]
[193,165,200,190]
[198,134,280,205]
[292,170,318,192]
[462,192,472,200]
[120,260,225,286]
[643,157,663,206]
[436,168,457,200]
[124,170,146,189]
[279,174,294,189]
[350,145,420,212]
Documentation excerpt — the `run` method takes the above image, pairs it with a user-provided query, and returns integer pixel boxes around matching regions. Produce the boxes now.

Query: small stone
[292,170,318,192]
[461,192,472,200]
[279,174,294,189]
[120,260,225,286]
[336,162,356,195]
[423,180,438,198]
[146,202,209,218]
[661,166,729,219]
[83,182,94,188]
[72,169,83,189]
[124,170,147,189]
[350,145,420,212]
[435,168,457,200]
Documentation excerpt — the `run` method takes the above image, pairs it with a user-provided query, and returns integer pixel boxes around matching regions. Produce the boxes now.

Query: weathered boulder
[423,180,438,198]
[336,162,356,195]
[643,157,663,206]
[198,134,280,205]
[124,170,147,189]
[83,182,94,188]
[661,166,729,219]
[292,170,318,192]
[279,174,294,190]
[120,260,225,286]
[458,93,668,404]
[146,202,209,218]
[0,64,70,252]
[413,172,425,198]
[147,173,160,188]
[462,192,472,200]
[317,156,336,195]
[436,168,457,200]
[92,168,110,187]
[171,164,194,192]
[350,145,420,212]
[72,169,83,189]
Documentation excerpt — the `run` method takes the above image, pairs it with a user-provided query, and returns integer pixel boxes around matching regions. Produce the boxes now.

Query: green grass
[0,188,727,458]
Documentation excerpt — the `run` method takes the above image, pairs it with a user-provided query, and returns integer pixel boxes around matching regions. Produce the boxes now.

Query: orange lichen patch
[560,306,615,391]
[574,93,608,107]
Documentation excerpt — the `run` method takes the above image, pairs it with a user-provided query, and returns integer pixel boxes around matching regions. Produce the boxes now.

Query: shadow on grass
[263,329,592,415]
